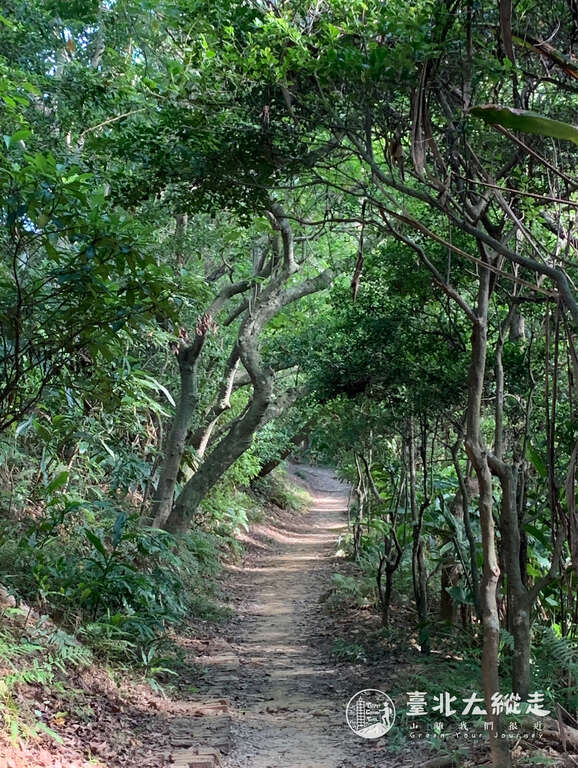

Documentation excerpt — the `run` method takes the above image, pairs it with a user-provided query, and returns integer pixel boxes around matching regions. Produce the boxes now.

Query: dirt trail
[223,465,389,768]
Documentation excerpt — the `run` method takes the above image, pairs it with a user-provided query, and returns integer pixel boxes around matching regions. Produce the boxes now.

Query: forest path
[222,465,390,768]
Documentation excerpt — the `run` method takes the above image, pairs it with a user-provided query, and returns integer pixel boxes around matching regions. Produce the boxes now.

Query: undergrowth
[0,468,269,663]
[252,467,311,513]
[0,617,92,743]
[327,516,578,737]
[0,460,301,745]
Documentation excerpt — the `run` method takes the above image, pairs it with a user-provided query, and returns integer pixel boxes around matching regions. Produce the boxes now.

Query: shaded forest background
[0,1,578,766]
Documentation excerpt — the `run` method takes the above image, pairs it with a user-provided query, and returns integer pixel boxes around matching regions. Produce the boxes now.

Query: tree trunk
[189,345,241,459]
[440,564,460,625]
[149,278,255,529]
[159,205,333,534]
[409,422,429,653]
[174,213,188,266]
[353,453,365,560]
[165,363,274,534]
[440,480,468,626]
[490,308,532,699]
[150,339,202,528]
[511,593,531,701]
[470,448,510,768]
[452,441,482,621]
[464,262,511,768]
[377,550,399,627]
[383,565,394,626]
[489,456,530,698]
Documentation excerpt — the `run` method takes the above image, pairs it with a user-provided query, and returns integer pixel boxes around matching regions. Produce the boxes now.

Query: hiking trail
[219,464,393,768]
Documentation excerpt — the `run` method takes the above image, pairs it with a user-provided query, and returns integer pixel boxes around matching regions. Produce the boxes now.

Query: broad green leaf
[10,128,32,144]
[526,523,551,547]
[0,13,17,29]
[85,529,107,558]
[527,444,547,479]
[99,438,116,459]
[137,373,176,407]
[445,586,473,605]
[45,471,69,493]
[471,105,578,145]
[112,511,128,548]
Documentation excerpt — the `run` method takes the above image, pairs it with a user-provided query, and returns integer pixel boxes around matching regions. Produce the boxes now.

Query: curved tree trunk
[148,274,263,530]
[150,338,202,528]
[160,204,333,534]
[464,260,511,768]
[165,362,274,534]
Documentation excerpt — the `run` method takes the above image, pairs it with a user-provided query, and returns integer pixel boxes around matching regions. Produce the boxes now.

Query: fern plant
[531,626,578,712]
[0,621,92,743]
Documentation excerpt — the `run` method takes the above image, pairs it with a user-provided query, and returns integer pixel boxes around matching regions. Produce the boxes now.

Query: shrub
[0,501,190,660]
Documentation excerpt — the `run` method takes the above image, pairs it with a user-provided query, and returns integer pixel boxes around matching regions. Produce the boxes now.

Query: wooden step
[172,746,221,767]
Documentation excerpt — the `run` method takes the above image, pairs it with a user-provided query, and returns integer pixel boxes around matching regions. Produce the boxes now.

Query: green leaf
[527,444,547,479]
[526,523,551,547]
[445,586,473,605]
[471,105,578,145]
[9,128,32,145]
[99,438,116,459]
[136,373,176,407]
[85,529,107,558]
[367,518,390,534]
[36,721,64,744]
[45,471,69,493]
[0,13,17,29]
[112,511,127,548]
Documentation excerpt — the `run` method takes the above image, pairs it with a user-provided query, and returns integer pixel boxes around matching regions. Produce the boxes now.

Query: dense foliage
[0,1,577,765]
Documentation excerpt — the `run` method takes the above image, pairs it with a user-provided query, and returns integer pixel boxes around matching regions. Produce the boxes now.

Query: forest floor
[1,465,572,767]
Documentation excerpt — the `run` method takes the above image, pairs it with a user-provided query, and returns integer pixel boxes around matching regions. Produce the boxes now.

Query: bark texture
[464,262,511,768]
[409,424,429,653]
[150,278,252,529]
[159,203,333,534]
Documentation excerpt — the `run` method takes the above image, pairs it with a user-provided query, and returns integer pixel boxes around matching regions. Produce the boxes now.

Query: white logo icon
[346,689,396,739]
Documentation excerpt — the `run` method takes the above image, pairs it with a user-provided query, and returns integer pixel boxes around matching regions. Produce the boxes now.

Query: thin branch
[379,212,477,323]
[79,108,146,139]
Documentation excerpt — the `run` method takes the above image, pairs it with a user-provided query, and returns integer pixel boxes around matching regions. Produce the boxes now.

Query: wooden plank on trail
[172,747,221,768]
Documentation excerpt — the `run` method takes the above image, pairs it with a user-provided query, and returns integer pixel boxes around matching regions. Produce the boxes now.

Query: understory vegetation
[1,1,578,766]
[0,466,305,744]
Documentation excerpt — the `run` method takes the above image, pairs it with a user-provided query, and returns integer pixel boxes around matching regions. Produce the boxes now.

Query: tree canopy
[1,1,577,766]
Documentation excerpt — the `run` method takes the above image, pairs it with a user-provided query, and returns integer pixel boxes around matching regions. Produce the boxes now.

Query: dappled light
[0,2,577,767]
